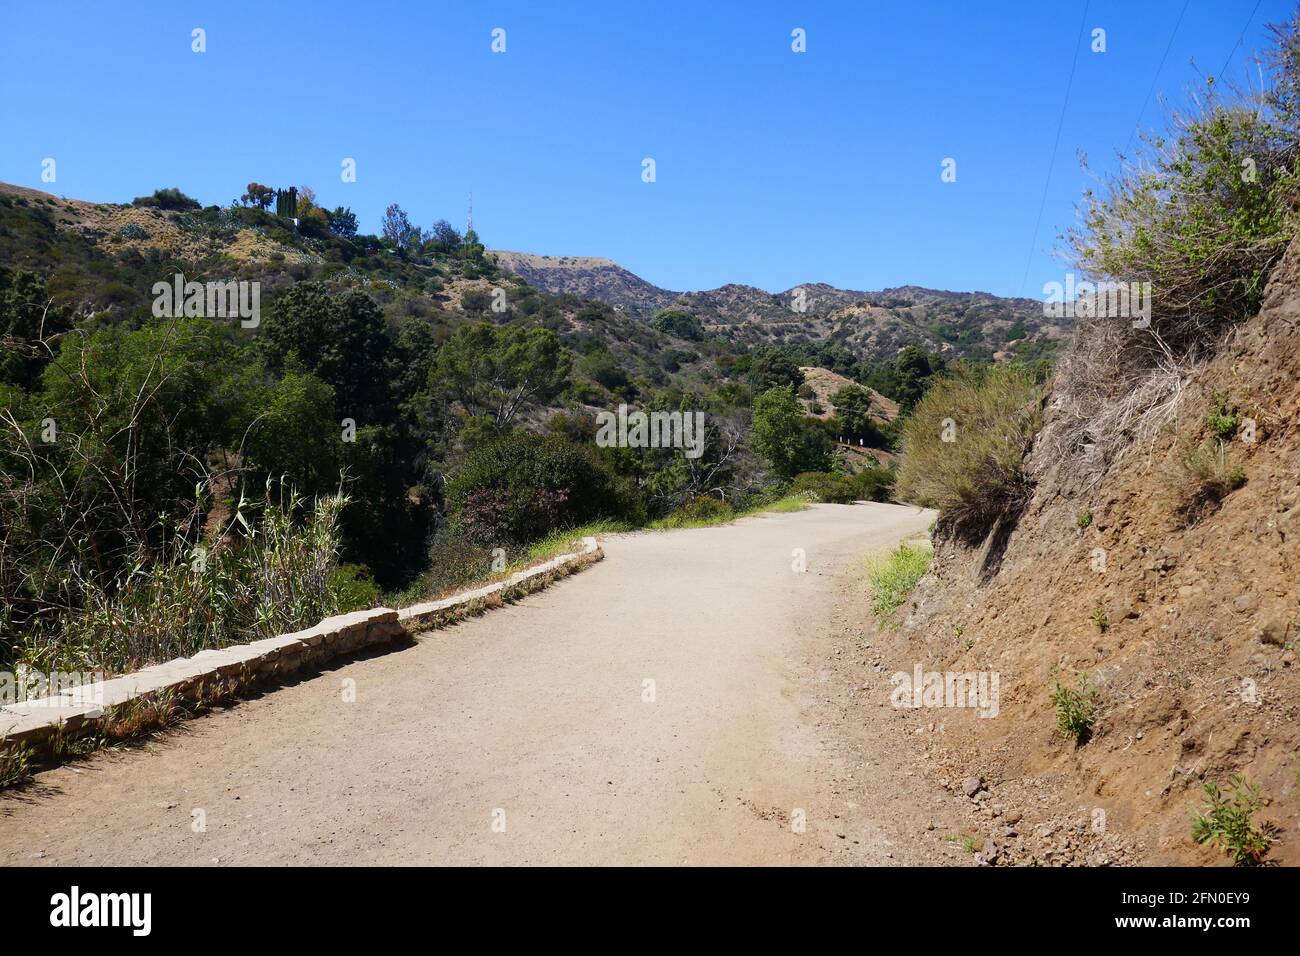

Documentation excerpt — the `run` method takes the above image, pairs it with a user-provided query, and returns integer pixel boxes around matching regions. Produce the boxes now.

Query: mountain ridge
[492,248,1069,362]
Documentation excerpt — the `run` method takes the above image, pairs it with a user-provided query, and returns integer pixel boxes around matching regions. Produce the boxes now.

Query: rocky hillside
[0,183,754,406]
[491,251,674,314]
[884,239,1300,866]
[492,249,1069,363]
[798,366,898,423]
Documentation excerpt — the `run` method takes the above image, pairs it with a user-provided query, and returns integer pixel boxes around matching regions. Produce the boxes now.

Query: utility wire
[1018,0,1091,297]
[1216,0,1264,83]
[1124,0,1190,157]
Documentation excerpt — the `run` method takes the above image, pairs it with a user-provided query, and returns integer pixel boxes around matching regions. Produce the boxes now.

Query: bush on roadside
[789,466,895,504]
[1067,39,1300,368]
[1053,14,1300,457]
[0,743,32,789]
[15,486,347,674]
[328,563,383,612]
[444,431,633,547]
[655,495,734,528]
[851,465,895,502]
[895,364,1042,539]
[423,529,497,595]
[866,542,932,621]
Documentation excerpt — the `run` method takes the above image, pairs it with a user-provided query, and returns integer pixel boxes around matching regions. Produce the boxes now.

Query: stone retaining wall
[0,537,601,751]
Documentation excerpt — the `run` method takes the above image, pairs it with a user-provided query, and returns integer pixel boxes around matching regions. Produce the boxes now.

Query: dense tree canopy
[431,322,571,428]
[747,347,805,394]
[751,387,833,479]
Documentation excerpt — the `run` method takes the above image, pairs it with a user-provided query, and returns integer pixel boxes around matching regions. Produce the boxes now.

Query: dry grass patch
[895,364,1042,540]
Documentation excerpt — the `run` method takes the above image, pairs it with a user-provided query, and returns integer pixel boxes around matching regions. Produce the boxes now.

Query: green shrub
[1076,510,1092,529]
[328,563,382,612]
[1070,108,1298,357]
[866,542,932,621]
[852,465,895,502]
[460,288,491,313]
[790,471,853,503]
[1206,391,1239,440]
[1065,21,1300,388]
[1052,675,1097,744]
[788,468,893,504]
[895,364,1042,539]
[131,187,201,211]
[651,309,704,341]
[1191,774,1272,865]
[445,431,632,547]
[655,495,735,528]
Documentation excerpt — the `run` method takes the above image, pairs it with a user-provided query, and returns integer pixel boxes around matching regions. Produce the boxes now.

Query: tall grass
[520,519,631,563]
[866,541,933,621]
[15,485,346,675]
[895,364,1042,539]
[646,492,810,530]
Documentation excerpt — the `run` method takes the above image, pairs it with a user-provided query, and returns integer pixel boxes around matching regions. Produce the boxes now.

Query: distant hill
[491,251,675,314]
[797,366,898,423]
[492,250,1069,363]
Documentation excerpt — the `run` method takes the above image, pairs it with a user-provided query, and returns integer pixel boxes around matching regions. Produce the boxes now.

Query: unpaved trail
[1,503,968,866]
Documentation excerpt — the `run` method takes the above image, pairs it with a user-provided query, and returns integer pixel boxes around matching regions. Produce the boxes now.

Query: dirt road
[1,502,969,866]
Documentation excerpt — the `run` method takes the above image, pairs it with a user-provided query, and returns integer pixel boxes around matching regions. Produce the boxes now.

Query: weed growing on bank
[1191,774,1272,865]
[866,542,933,621]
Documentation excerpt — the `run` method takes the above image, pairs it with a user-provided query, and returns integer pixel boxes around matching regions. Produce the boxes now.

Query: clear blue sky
[1,0,1291,297]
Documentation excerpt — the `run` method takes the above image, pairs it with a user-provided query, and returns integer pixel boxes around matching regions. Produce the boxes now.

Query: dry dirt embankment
[887,243,1300,866]
[1,504,984,867]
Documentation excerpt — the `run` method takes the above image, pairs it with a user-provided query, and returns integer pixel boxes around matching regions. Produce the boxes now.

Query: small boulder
[1258,617,1291,647]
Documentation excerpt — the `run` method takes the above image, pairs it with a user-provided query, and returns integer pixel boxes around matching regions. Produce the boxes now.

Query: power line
[1018,0,1091,297]
[1214,0,1263,84]
[1124,0,1190,157]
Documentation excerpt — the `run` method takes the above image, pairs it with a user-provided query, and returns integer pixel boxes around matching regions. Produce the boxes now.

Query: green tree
[328,206,358,238]
[426,219,462,253]
[242,182,275,210]
[862,346,942,410]
[243,371,341,498]
[830,385,878,439]
[652,309,705,341]
[751,387,832,479]
[0,267,73,389]
[431,322,571,428]
[260,283,396,424]
[747,347,804,394]
[23,320,247,578]
[580,349,630,394]
[381,203,420,252]
[445,431,629,545]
